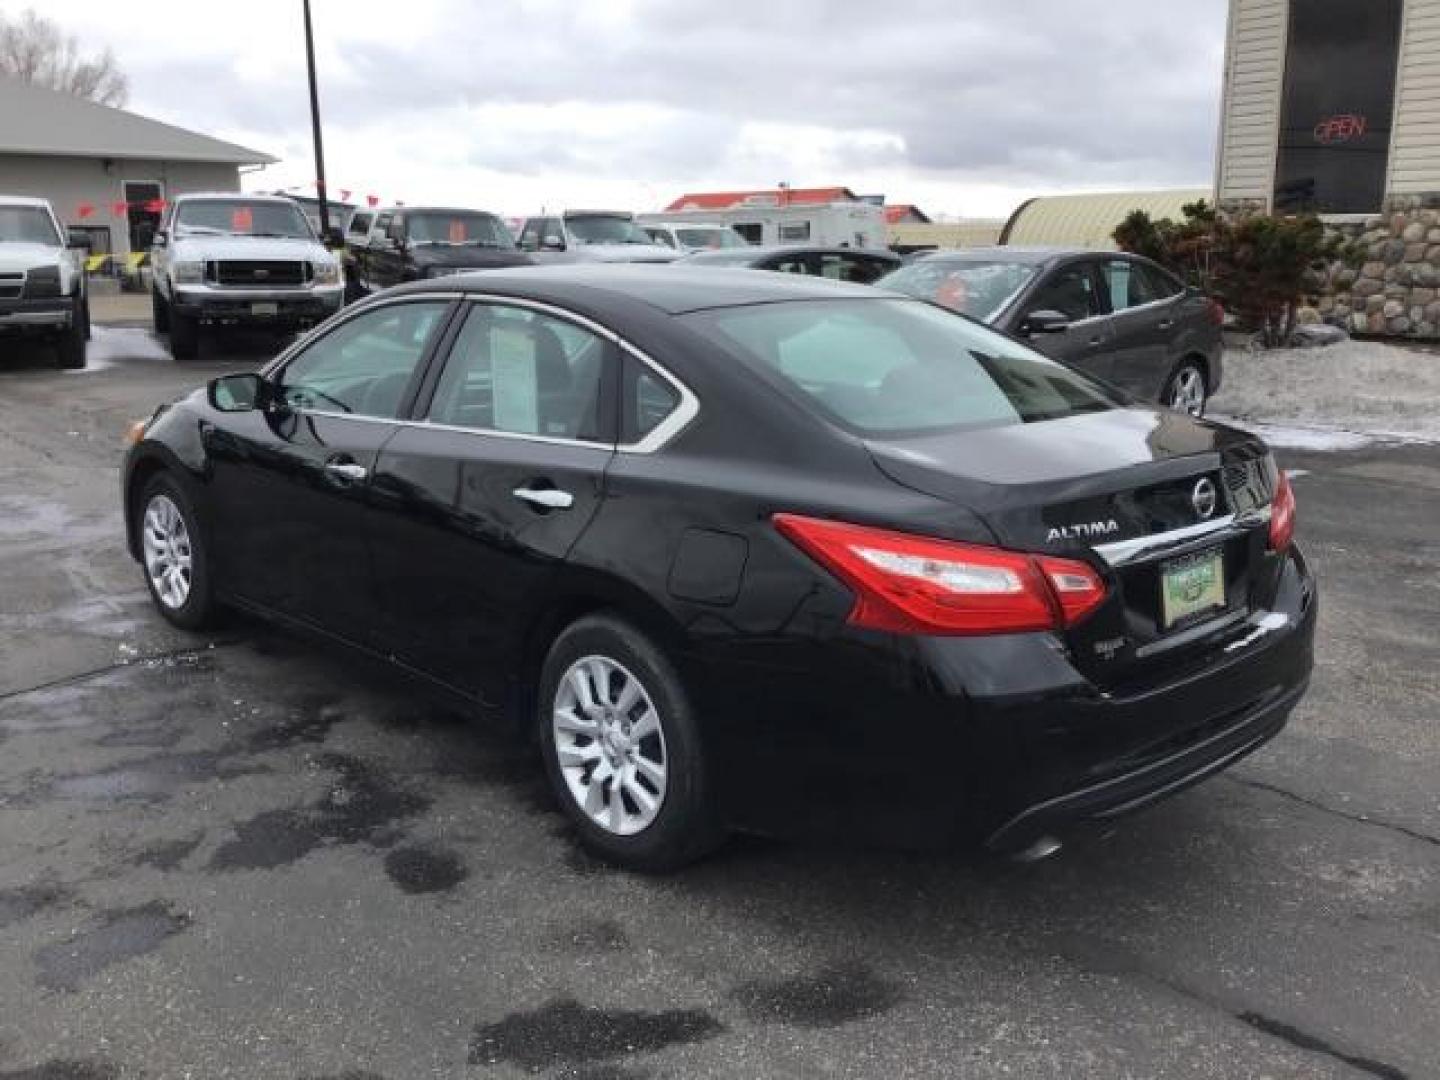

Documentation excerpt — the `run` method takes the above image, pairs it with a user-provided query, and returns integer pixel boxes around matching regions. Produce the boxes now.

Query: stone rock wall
[1314,195,1440,339]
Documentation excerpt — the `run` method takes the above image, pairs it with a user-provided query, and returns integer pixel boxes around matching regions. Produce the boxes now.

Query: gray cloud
[118,0,1227,192]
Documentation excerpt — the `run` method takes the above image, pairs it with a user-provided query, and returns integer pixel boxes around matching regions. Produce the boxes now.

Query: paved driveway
[1,328,1437,1079]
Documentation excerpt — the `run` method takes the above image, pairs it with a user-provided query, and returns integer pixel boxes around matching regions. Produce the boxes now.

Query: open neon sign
[1313,114,1367,143]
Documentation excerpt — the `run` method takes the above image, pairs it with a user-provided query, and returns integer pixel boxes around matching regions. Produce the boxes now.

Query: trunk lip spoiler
[1093,508,1271,568]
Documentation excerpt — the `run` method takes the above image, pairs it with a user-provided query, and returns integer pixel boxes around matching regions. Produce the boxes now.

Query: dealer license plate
[1161,547,1226,628]
[251,302,279,317]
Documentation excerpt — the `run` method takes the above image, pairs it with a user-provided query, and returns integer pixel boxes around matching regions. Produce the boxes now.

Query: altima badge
[1047,520,1120,542]
[1192,477,1218,520]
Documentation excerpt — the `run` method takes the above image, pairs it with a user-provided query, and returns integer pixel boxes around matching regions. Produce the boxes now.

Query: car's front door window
[1026,264,1102,322]
[276,301,448,419]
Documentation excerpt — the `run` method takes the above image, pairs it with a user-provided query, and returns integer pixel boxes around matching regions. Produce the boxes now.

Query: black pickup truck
[347,207,533,297]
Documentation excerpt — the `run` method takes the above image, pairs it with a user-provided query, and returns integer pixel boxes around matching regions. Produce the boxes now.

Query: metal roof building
[999,189,1210,249]
[0,76,276,259]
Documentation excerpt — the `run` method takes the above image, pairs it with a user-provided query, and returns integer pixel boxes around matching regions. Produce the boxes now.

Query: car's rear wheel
[151,286,171,332]
[169,310,199,360]
[538,614,723,871]
[1163,360,1208,417]
[137,474,216,630]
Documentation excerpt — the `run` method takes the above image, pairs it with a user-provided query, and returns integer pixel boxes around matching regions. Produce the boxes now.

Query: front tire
[55,300,86,370]
[151,286,171,332]
[169,309,199,360]
[136,474,217,630]
[538,614,723,871]
[1163,360,1208,417]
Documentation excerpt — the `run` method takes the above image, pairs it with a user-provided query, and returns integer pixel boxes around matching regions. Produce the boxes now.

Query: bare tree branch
[0,8,129,107]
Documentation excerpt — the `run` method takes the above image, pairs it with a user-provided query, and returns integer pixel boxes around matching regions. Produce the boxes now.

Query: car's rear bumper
[0,296,71,331]
[694,544,1315,850]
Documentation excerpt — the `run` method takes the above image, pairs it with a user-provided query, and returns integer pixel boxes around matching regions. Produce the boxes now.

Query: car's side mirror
[1020,309,1071,335]
[67,228,93,251]
[152,230,168,249]
[208,373,274,413]
[541,235,565,251]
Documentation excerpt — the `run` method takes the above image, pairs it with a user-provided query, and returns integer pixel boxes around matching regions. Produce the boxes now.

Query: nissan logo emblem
[1192,477,1218,520]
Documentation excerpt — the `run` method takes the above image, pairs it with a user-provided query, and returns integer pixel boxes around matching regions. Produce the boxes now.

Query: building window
[1274,0,1402,214]
[778,221,811,242]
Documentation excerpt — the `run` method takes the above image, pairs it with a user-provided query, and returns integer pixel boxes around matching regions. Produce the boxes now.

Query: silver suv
[0,195,90,369]
[515,211,680,263]
[150,193,343,359]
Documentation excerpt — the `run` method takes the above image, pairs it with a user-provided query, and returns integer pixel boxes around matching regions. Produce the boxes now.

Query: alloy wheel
[141,494,193,610]
[552,655,668,836]
[1169,366,1206,416]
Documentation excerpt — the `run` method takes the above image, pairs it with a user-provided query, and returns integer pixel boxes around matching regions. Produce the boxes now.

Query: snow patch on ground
[1210,338,1440,444]
[68,326,170,374]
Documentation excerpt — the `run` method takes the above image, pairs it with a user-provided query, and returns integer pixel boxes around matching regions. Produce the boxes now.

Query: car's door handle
[324,461,368,482]
[513,486,574,510]
[1157,320,1174,331]
[1086,337,1106,348]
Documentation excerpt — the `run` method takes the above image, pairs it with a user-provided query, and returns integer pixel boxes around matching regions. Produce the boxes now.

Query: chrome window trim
[267,290,700,454]
[1094,513,1256,568]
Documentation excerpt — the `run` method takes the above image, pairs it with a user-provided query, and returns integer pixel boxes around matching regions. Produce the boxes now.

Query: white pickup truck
[150,193,343,360]
[0,195,90,369]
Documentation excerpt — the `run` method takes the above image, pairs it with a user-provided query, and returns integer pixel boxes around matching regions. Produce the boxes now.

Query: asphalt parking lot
[1,326,1438,1080]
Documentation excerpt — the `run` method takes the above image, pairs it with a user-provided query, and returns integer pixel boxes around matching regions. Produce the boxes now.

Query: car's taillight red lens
[1207,299,1225,326]
[1269,470,1296,551]
[773,514,1107,635]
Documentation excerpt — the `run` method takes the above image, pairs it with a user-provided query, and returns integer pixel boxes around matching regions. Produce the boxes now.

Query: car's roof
[383,206,503,216]
[385,263,901,314]
[911,245,1126,265]
[0,194,52,208]
[683,244,901,264]
[173,191,300,204]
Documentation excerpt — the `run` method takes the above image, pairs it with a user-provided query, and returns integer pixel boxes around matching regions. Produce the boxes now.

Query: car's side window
[372,212,394,242]
[621,355,681,444]
[347,212,372,238]
[1138,261,1183,299]
[1026,264,1102,322]
[1102,259,1163,311]
[818,253,892,284]
[772,255,814,275]
[276,301,448,419]
[427,303,612,442]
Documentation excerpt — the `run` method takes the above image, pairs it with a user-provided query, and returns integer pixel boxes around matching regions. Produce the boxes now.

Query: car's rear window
[687,298,1118,437]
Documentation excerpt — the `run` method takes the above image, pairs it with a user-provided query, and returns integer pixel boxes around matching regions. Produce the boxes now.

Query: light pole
[302,0,331,238]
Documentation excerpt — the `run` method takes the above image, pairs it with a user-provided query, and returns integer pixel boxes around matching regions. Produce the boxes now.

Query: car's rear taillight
[773,514,1107,635]
[1268,470,1296,551]
[1207,299,1225,326]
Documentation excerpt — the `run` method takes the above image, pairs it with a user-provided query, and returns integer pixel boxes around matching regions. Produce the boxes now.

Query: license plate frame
[1160,546,1226,629]
[250,301,279,317]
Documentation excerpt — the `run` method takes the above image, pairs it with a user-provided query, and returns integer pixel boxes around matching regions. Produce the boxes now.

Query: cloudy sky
[10,0,1228,219]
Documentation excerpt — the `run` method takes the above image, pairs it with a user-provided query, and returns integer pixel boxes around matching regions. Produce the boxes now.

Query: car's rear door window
[426,303,613,442]
[1101,259,1164,311]
[689,298,1117,437]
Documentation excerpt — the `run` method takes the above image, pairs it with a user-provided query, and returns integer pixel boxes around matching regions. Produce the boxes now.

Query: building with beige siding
[0,77,275,263]
[1216,0,1440,336]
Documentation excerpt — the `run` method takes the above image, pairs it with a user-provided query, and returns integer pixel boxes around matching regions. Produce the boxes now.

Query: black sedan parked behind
[122,266,1313,870]
[679,243,902,285]
[880,247,1225,416]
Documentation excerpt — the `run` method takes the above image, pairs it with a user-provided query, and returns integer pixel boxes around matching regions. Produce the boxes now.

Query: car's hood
[0,242,63,272]
[866,407,1270,549]
[410,245,534,270]
[169,235,335,263]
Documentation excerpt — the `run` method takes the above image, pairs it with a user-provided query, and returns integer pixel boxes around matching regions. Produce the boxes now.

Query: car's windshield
[880,259,1041,322]
[688,298,1118,437]
[566,214,653,245]
[406,212,515,248]
[0,206,60,246]
[678,227,747,250]
[174,199,313,239]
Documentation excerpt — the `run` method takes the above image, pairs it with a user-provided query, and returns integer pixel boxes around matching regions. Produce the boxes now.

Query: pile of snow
[1211,338,1440,443]
[72,326,171,373]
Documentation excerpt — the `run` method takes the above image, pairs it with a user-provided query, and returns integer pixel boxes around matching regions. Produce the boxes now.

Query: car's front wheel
[151,286,171,332]
[1163,360,1208,417]
[55,298,86,370]
[538,614,723,871]
[169,310,199,360]
[137,474,217,630]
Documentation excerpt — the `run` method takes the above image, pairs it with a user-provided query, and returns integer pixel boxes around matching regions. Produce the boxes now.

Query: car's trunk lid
[865,408,1281,688]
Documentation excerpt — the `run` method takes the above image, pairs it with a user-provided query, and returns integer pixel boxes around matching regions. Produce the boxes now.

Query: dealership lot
[1,329,1438,1078]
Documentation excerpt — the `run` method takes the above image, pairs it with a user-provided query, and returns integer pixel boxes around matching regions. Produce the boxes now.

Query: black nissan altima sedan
[121,265,1315,870]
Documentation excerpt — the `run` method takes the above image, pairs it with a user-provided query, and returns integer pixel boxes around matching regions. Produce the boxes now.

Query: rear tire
[1163,360,1208,417]
[136,473,217,631]
[538,614,724,872]
[151,286,171,332]
[170,310,199,360]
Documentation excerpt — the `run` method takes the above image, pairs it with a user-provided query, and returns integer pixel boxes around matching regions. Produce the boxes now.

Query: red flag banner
[76,203,95,219]
[111,201,129,217]
[366,195,379,208]
[144,198,167,214]
[339,189,352,202]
